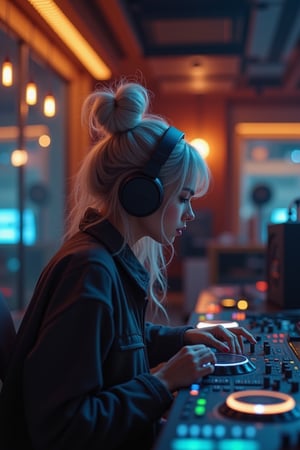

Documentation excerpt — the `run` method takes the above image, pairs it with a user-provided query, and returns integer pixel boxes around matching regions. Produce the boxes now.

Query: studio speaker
[266,222,300,309]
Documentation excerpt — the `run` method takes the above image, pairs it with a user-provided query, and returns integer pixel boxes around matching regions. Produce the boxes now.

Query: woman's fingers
[153,345,217,391]
[208,325,257,353]
[191,345,217,373]
[184,326,257,354]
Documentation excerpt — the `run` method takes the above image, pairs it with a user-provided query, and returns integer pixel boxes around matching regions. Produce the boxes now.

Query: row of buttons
[175,422,257,439]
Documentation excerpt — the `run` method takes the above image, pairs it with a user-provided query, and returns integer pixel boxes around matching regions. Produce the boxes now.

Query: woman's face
[138,182,196,244]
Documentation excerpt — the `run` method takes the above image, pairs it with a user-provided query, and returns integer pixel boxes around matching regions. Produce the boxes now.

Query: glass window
[0,28,66,310]
[239,138,300,243]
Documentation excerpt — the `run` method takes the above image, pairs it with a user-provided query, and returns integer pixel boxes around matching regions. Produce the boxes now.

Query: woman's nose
[185,205,195,221]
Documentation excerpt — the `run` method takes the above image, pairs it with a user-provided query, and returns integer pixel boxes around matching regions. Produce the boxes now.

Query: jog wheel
[219,390,300,422]
[213,353,255,376]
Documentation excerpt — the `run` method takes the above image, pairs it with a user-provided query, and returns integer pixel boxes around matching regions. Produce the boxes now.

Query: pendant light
[2,2,13,87]
[2,57,13,86]
[43,92,56,117]
[26,80,38,105]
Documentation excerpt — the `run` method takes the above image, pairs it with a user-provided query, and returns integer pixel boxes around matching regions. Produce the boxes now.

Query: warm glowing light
[39,134,51,147]
[0,125,49,141]
[226,390,295,415]
[237,299,248,310]
[43,94,56,117]
[2,58,13,86]
[190,388,199,396]
[190,138,210,158]
[221,298,236,308]
[256,280,268,292]
[26,81,38,105]
[236,123,300,136]
[206,303,221,314]
[232,312,246,321]
[11,150,28,167]
[27,0,111,79]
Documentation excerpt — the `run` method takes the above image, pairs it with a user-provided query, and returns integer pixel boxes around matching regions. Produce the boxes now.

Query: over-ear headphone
[119,126,184,217]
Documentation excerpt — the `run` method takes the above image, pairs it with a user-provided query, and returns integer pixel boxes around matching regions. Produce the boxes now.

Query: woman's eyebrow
[182,187,195,196]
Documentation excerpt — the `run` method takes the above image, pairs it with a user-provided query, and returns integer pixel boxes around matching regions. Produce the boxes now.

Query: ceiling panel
[35,0,300,95]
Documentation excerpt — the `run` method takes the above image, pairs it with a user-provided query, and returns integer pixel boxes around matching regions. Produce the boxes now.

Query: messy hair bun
[83,82,150,136]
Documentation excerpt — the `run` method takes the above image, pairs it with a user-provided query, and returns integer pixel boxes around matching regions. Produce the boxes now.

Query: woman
[0,79,256,450]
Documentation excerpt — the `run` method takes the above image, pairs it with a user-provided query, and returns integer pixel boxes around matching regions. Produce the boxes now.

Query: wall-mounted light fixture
[190,138,210,159]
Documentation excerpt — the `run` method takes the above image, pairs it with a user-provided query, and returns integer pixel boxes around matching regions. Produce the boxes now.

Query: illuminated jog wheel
[213,353,255,376]
[219,390,300,422]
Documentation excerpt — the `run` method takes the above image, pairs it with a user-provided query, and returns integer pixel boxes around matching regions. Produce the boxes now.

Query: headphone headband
[143,126,185,178]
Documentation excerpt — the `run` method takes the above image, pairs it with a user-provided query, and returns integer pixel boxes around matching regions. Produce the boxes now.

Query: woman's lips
[176,226,186,236]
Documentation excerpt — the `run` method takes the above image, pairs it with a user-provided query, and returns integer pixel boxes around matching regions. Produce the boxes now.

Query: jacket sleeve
[23,258,173,450]
[145,322,194,367]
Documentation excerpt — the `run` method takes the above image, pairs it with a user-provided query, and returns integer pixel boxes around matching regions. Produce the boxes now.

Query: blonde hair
[65,79,210,312]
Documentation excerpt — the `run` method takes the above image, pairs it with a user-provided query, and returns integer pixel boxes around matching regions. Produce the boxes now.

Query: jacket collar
[79,208,149,292]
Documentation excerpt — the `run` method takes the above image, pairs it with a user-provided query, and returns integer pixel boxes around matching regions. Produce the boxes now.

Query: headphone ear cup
[119,174,163,217]
[118,127,184,217]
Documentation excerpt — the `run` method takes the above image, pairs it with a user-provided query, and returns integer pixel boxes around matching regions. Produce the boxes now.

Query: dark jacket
[0,208,191,450]
[0,293,16,382]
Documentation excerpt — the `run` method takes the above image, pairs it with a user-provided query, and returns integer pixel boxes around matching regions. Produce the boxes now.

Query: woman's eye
[180,197,189,203]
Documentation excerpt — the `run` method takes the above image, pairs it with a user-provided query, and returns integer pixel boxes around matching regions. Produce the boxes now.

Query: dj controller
[154,300,300,450]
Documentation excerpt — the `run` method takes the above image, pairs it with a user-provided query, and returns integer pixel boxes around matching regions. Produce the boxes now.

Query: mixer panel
[154,310,300,450]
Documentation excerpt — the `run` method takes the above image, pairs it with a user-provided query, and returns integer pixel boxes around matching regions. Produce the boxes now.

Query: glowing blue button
[176,423,189,437]
[189,424,201,437]
[214,424,226,438]
[244,425,257,439]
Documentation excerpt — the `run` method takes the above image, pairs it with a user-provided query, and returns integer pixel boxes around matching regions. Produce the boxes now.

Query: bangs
[185,145,210,198]
[161,140,210,201]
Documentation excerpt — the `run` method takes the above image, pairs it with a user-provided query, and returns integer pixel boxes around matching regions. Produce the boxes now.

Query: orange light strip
[235,123,300,137]
[27,0,111,79]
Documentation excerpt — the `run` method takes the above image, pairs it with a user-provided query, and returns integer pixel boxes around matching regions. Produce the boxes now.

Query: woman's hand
[152,344,216,392]
[184,325,257,354]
